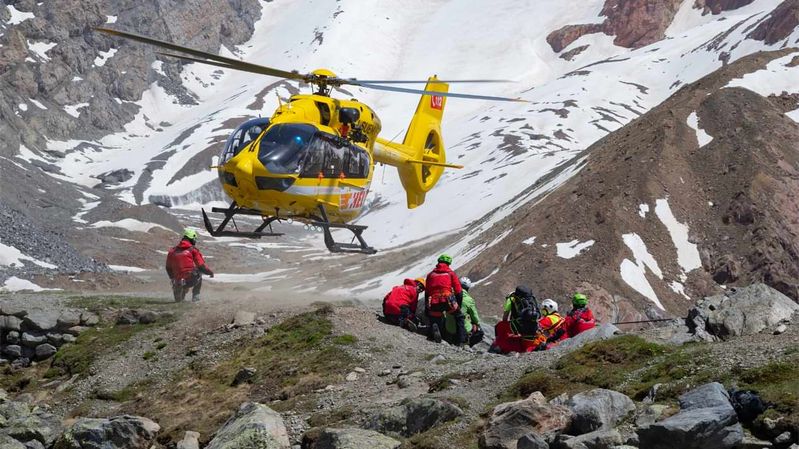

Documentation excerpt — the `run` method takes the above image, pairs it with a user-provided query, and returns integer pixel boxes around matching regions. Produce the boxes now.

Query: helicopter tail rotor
[374,76,460,209]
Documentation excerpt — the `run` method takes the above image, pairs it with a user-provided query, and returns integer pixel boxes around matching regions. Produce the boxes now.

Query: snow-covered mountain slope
[3,0,799,310]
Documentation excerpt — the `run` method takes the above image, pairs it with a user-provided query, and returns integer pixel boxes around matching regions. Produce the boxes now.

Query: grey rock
[554,324,622,351]
[345,372,358,382]
[736,434,773,448]
[79,312,99,326]
[205,402,290,449]
[231,367,257,386]
[54,415,159,449]
[232,310,256,327]
[46,333,64,346]
[568,389,635,434]
[6,330,20,344]
[137,310,158,325]
[634,404,669,427]
[301,427,400,449]
[65,326,89,336]
[20,333,46,348]
[0,435,25,449]
[177,430,201,449]
[0,315,22,331]
[366,397,463,438]
[23,440,45,449]
[775,432,792,444]
[61,334,76,344]
[0,306,27,318]
[557,429,624,449]
[637,406,742,449]
[774,324,787,335]
[679,382,731,411]
[56,312,81,329]
[34,344,57,360]
[11,357,31,368]
[21,310,59,331]
[480,392,572,449]
[2,344,22,358]
[689,284,799,340]
[0,398,62,446]
[116,309,140,325]
[517,432,548,449]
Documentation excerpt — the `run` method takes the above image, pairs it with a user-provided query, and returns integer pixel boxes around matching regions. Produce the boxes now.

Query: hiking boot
[431,324,442,343]
[192,295,200,302]
[404,319,418,333]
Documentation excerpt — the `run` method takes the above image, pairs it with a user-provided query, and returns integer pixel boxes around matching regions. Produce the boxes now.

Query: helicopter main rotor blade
[354,82,527,102]
[345,79,512,85]
[96,27,305,81]
[156,52,239,70]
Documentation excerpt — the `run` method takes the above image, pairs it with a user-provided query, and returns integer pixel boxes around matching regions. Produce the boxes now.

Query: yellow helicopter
[98,28,523,254]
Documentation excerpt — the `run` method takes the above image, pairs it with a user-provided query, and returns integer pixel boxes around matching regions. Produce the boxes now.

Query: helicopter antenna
[275,91,282,107]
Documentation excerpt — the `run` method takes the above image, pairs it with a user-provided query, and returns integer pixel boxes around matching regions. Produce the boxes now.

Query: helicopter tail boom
[374,76,456,209]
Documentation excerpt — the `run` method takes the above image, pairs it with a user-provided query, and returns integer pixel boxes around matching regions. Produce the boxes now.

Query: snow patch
[669,280,690,299]
[686,112,712,146]
[638,203,649,218]
[207,268,294,283]
[6,5,35,25]
[29,99,47,110]
[94,48,117,67]
[522,236,536,245]
[63,102,90,118]
[18,103,28,112]
[620,232,664,310]
[654,198,702,272]
[109,265,147,272]
[90,219,169,233]
[28,40,57,61]
[106,15,117,24]
[151,60,166,76]
[556,239,595,259]
[1,277,61,293]
[0,242,58,269]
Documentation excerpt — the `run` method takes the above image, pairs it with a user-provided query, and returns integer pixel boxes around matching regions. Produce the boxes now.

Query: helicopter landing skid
[310,205,377,255]
[201,203,284,239]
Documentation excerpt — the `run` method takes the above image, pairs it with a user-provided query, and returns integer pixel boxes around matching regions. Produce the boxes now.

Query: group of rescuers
[382,254,596,353]
[163,229,596,352]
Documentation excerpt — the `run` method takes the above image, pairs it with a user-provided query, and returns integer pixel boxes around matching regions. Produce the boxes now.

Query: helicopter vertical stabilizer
[374,76,459,209]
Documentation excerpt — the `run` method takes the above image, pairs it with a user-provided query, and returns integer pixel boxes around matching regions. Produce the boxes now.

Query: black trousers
[172,271,202,302]
[385,305,414,326]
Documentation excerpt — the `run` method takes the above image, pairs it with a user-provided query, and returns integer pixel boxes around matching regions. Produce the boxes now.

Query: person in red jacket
[425,254,466,345]
[559,292,596,338]
[382,278,425,332]
[166,229,214,302]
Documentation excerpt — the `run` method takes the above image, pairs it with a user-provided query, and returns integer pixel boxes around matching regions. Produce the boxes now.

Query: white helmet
[459,277,473,291]
[541,298,558,315]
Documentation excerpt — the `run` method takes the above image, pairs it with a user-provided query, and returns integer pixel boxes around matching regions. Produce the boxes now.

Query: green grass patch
[66,294,185,313]
[156,342,167,350]
[49,321,169,377]
[332,334,358,345]
[143,351,156,360]
[737,360,799,413]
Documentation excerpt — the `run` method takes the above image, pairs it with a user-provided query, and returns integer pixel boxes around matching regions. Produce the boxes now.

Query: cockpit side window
[221,118,269,163]
[257,123,316,174]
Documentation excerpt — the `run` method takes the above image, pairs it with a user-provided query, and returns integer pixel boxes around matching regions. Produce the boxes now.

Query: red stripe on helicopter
[340,190,368,210]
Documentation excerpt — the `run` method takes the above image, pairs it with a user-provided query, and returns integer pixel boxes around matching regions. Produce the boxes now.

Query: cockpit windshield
[220,117,270,163]
[257,123,317,174]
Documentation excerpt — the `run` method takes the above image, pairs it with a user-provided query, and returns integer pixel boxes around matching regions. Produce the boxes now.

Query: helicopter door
[345,145,370,178]
[221,117,270,163]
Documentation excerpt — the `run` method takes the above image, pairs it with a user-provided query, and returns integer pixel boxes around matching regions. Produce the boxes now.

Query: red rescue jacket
[382,279,419,317]
[166,240,210,281]
[425,263,462,317]
[563,307,596,337]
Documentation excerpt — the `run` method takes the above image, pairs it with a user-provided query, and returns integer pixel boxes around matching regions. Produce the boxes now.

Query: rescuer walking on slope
[166,229,214,302]
[425,254,466,345]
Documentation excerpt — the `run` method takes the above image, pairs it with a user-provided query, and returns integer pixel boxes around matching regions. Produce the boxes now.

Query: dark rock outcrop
[748,0,799,45]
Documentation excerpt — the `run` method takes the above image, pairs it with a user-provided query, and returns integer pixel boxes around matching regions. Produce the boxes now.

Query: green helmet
[572,293,588,307]
[183,228,198,241]
[437,254,453,265]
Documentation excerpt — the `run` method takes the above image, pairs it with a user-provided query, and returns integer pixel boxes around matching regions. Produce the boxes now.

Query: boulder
[301,427,400,449]
[80,312,100,326]
[6,330,20,344]
[0,315,22,331]
[689,284,799,339]
[21,310,60,331]
[232,311,256,327]
[0,306,27,317]
[20,333,46,348]
[137,310,158,325]
[56,312,81,329]
[65,326,89,336]
[54,416,159,449]
[679,382,731,410]
[567,389,635,434]
[0,399,63,447]
[34,344,57,360]
[554,325,621,351]
[116,309,140,325]
[177,430,201,449]
[517,433,548,449]
[365,397,463,437]
[205,402,290,449]
[637,406,742,449]
[2,345,22,358]
[231,367,257,386]
[557,429,624,449]
[0,435,26,449]
[46,333,65,346]
[480,392,573,449]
